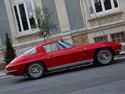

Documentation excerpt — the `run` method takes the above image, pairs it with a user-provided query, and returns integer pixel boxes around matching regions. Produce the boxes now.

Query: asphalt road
[0,57,125,94]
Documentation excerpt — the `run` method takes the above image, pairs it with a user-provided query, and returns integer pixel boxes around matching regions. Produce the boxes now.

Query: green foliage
[5,33,16,60]
[35,6,57,42]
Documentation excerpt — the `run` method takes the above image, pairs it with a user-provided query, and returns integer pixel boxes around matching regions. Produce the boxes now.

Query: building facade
[0,0,125,63]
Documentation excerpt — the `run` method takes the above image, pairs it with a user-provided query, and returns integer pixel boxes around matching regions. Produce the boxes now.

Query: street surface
[0,57,125,94]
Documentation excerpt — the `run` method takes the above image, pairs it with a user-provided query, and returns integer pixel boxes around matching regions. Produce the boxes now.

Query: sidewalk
[0,69,7,77]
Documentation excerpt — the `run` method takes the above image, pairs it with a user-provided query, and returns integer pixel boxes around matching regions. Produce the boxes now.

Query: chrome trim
[6,70,18,75]
[48,59,94,71]
[115,48,122,52]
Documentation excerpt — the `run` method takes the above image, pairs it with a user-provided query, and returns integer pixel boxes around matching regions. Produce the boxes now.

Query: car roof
[35,40,60,47]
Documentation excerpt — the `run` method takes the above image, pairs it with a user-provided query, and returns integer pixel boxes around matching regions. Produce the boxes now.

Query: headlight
[23,47,37,56]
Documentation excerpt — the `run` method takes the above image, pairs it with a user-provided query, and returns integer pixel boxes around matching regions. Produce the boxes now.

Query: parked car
[6,40,122,79]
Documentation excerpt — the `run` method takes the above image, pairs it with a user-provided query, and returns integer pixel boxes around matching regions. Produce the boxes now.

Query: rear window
[23,47,37,56]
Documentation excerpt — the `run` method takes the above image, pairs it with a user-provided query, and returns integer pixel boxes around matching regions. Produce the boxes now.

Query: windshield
[61,41,74,48]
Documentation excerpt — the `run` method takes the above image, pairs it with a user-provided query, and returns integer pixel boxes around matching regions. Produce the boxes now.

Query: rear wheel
[26,62,45,79]
[94,48,114,65]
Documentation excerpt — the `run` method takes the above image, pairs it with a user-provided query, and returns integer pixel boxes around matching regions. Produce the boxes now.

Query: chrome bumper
[6,70,18,75]
[115,48,122,52]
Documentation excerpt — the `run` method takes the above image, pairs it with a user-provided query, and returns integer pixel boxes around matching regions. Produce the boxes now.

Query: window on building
[111,32,125,43]
[94,0,103,13]
[103,0,112,10]
[113,0,118,8]
[87,0,93,14]
[94,35,108,42]
[87,0,119,15]
[12,0,37,32]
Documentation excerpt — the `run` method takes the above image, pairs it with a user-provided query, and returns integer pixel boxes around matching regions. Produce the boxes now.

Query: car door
[43,42,77,68]
[74,45,92,62]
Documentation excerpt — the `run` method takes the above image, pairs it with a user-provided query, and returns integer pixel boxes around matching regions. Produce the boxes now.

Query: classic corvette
[6,40,122,79]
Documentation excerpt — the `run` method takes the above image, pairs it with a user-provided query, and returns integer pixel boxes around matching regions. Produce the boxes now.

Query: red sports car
[6,40,122,79]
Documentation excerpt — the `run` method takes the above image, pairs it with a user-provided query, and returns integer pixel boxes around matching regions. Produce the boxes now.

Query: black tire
[26,62,45,79]
[94,48,114,65]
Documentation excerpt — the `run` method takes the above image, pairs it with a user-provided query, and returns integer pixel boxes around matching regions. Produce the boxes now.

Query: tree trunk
[44,37,46,42]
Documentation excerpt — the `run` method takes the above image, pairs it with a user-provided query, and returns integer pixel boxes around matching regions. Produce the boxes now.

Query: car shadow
[14,64,95,82]
[44,57,125,78]
[44,64,94,78]
[15,57,125,82]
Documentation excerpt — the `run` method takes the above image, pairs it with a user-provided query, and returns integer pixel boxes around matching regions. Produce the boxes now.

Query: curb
[0,74,7,78]
[115,53,125,57]
[0,69,7,78]
[0,63,6,70]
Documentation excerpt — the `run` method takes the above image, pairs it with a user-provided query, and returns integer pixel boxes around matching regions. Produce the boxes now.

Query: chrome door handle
[48,56,50,59]
[48,55,52,59]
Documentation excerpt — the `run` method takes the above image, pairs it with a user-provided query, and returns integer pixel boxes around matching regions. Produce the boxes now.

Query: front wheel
[26,62,45,79]
[94,48,114,65]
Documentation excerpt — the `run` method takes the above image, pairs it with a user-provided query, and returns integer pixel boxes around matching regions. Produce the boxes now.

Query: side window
[43,42,65,52]
[43,44,51,52]
[50,43,59,52]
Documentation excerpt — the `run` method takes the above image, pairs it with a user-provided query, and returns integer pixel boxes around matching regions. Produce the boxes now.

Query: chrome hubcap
[100,53,108,60]
[29,64,43,78]
[32,67,39,73]
[98,50,112,64]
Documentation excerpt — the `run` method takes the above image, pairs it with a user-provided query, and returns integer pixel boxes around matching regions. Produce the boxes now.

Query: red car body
[6,40,122,78]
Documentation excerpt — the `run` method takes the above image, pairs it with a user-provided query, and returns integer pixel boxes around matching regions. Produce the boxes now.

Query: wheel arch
[24,61,48,74]
[94,47,115,59]
[93,47,115,65]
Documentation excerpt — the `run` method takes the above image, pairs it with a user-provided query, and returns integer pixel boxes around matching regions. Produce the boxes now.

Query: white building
[0,0,125,61]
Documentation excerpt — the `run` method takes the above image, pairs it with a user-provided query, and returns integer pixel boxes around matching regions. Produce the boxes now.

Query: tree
[5,33,16,65]
[35,6,57,42]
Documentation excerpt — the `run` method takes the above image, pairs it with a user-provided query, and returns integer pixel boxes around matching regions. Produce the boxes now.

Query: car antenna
[77,0,95,45]
[76,0,80,46]
[76,0,89,46]
[84,0,98,42]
